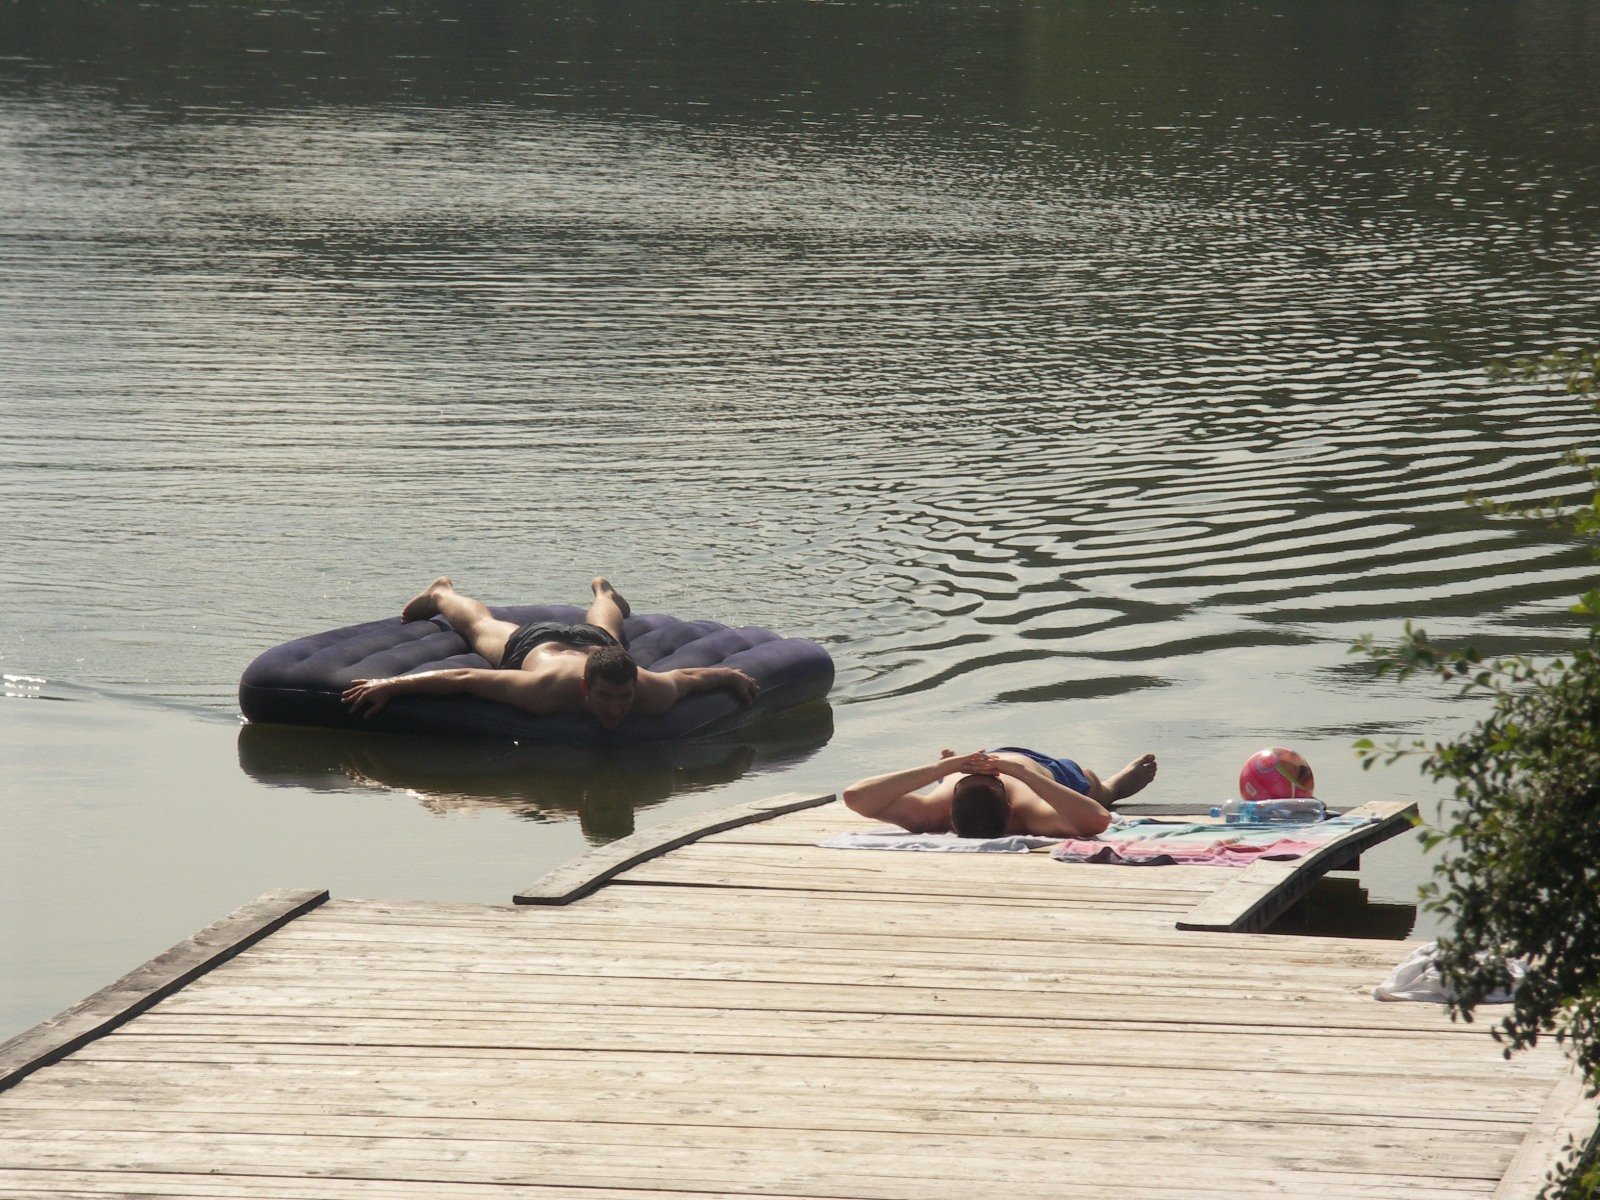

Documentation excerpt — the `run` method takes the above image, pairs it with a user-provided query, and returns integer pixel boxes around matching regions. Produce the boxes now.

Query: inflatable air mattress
[239,605,834,744]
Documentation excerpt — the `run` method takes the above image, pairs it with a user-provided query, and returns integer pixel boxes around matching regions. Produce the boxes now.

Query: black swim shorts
[500,621,622,671]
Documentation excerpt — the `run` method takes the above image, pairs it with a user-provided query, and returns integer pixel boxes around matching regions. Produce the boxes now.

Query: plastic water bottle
[1210,798,1246,823]
[1252,798,1325,823]
[1209,797,1325,824]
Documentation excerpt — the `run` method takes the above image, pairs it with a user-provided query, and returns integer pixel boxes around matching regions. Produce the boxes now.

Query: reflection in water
[237,701,833,842]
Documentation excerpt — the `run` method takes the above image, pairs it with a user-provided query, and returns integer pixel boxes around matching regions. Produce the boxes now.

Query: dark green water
[3,0,1599,1041]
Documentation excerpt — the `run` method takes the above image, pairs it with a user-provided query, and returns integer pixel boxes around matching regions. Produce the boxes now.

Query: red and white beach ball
[1240,747,1315,801]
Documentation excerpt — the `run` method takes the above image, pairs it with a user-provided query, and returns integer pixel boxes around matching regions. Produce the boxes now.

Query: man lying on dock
[842,747,1158,839]
[341,576,759,729]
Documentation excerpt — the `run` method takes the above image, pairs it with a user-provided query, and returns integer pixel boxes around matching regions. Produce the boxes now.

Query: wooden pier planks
[0,796,1594,1199]
[0,888,328,1093]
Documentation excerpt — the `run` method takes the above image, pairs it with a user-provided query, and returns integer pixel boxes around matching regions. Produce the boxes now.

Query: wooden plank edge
[1176,800,1419,934]
[0,887,329,1094]
[1492,1064,1600,1200]
[513,792,837,906]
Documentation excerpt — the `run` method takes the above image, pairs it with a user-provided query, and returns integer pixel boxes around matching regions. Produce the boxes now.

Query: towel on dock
[819,830,1065,853]
[1050,815,1378,867]
[1372,940,1528,1003]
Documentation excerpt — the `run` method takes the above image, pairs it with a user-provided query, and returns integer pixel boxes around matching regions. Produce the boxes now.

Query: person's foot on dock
[402,576,455,623]
[1105,753,1158,803]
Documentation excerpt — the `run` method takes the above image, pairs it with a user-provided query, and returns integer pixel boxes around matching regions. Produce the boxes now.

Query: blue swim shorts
[991,746,1093,796]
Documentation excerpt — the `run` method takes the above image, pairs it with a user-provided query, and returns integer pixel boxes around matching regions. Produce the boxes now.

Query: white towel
[1373,940,1527,1003]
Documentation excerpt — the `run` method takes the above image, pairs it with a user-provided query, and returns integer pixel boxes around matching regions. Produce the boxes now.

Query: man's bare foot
[591,576,630,618]
[1104,753,1158,801]
[401,576,454,623]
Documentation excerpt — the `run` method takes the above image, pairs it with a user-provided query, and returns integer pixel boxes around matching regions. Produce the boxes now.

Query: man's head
[581,646,638,728]
[950,773,1010,839]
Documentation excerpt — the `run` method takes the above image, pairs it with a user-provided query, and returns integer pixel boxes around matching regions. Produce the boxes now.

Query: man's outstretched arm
[342,668,545,716]
[632,667,759,714]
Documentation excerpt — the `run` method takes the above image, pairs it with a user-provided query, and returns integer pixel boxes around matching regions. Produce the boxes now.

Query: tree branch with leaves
[1355,347,1600,1199]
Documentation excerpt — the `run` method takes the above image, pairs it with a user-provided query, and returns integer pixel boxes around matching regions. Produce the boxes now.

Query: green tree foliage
[1354,347,1600,1198]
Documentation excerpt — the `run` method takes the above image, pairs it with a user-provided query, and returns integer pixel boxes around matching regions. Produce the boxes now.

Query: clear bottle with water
[1209,797,1325,824]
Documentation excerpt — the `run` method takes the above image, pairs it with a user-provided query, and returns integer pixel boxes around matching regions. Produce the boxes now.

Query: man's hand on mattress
[343,677,395,716]
[726,668,759,704]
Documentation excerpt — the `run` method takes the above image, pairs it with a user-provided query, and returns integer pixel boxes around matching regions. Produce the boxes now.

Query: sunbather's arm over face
[842,751,996,834]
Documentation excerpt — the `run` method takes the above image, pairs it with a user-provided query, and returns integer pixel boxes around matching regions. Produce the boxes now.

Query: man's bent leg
[1097,754,1159,803]
[402,577,520,667]
[585,576,630,642]
[1079,767,1111,804]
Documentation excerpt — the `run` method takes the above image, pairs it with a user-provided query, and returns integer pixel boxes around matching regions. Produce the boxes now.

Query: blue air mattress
[239,605,835,744]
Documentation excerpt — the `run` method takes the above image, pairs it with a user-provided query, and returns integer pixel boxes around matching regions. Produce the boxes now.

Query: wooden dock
[2,793,1595,1199]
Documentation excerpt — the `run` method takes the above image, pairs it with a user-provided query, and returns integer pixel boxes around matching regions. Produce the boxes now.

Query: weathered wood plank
[38,1041,1552,1115]
[608,861,1207,907]
[139,966,1419,1020]
[87,1020,1552,1084]
[2,1066,1539,1133]
[0,1173,826,1200]
[0,1123,1522,1197]
[0,1124,1519,1192]
[514,887,1412,951]
[0,888,328,1095]
[0,1164,1491,1200]
[0,1100,1527,1153]
[270,914,1396,962]
[127,992,1502,1043]
[156,956,1432,1008]
[135,994,1492,1045]
[196,932,1411,983]
[513,791,834,905]
[1492,1066,1600,1200]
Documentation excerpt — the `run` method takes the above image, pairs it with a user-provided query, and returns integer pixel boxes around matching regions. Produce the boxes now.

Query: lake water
[4,0,1599,1042]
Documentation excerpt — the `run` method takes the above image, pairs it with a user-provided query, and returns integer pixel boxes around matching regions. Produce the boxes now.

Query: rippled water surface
[4,0,1600,1038]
